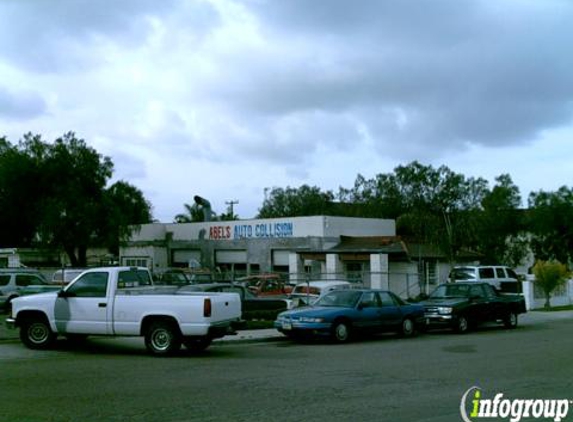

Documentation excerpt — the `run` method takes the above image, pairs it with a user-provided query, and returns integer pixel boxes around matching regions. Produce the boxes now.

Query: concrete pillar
[288,252,304,285]
[370,253,389,290]
[326,254,343,280]
[522,280,533,310]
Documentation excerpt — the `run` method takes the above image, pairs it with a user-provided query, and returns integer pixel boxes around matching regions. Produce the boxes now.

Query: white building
[120,216,411,286]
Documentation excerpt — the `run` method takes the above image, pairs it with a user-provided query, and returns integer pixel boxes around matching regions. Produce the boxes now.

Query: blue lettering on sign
[233,222,294,239]
[234,225,253,239]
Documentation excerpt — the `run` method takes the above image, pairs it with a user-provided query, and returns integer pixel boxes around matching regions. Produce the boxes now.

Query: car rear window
[0,275,10,286]
[117,270,153,288]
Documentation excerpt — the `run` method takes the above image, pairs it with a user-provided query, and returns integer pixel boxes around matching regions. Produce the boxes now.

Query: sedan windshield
[430,284,470,299]
[314,290,362,308]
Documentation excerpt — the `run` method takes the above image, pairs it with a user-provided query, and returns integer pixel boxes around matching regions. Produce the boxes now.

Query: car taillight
[204,298,212,318]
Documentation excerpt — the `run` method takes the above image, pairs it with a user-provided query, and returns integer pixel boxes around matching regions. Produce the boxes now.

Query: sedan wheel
[401,318,415,337]
[332,321,351,343]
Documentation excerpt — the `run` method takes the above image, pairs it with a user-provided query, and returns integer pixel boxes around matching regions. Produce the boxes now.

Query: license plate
[282,321,292,330]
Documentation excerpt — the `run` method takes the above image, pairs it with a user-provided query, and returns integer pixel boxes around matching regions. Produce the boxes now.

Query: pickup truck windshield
[430,284,471,299]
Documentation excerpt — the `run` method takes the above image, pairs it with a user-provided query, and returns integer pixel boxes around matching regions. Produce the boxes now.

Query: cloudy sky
[1,0,572,221]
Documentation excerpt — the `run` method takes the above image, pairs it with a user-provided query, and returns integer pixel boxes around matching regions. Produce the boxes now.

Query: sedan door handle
[98,303,107,308]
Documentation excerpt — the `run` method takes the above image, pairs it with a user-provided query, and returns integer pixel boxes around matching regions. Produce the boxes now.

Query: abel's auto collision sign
[209,221,295,240]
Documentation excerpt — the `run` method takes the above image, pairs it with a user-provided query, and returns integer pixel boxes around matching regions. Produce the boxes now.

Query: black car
[421,282,527,333]
[177,283,290,320]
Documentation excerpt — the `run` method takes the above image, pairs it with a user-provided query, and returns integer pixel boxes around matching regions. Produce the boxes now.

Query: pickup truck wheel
[504,311,518,329]
[145,322,181,356]
[20,318,56,350]
[183,337,212,353]
[331,320,351,343]
[400,317,415,337]
[454,315,469,334]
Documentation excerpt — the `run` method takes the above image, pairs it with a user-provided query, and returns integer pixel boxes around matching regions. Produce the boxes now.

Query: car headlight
[437,307,453,315]
[299,317,324,323]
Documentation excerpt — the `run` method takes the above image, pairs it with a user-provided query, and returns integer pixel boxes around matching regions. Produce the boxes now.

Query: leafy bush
[532,260,569,309]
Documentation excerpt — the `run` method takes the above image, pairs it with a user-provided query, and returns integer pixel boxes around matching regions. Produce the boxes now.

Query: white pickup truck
[6,267,243,356]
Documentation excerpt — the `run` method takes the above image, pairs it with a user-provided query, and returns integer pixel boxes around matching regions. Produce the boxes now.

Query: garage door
[272,250,290,266]
[215,250,247,264]
[172,250,202,266]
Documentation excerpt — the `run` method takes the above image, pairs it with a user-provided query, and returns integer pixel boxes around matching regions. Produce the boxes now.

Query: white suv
[449,266,520,292]
[0,269,49,312]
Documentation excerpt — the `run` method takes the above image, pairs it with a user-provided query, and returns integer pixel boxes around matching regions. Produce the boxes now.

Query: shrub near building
[532,260,569,309]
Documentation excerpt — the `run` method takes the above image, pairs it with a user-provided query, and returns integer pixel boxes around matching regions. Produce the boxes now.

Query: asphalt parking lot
[2,309,573,422]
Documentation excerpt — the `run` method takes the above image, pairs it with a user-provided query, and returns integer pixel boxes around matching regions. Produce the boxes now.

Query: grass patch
[532,305,573,312]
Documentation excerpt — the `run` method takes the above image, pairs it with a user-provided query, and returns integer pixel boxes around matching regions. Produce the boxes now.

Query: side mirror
[357,303,364,310]
[58,290,75,298]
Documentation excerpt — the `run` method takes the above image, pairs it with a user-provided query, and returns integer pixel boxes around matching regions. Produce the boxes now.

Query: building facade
[120,216,403,288]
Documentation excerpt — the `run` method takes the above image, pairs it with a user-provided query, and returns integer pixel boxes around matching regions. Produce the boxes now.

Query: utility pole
[226,199,239,217]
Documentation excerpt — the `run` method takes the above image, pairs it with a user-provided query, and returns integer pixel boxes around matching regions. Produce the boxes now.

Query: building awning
[298,236,409,261]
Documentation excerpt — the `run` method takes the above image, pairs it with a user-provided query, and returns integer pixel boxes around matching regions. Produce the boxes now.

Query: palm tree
[174,203,202,223]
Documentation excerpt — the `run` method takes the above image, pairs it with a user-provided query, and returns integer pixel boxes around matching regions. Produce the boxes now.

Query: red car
[238,274,293,297]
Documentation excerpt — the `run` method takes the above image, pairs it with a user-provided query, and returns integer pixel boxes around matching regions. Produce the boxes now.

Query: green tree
[0,136,44,246]
[478,174,527,266]
[0,132,153,266]
[339,161,489,265]
[257,185,335,218]
[532,260,569,309]
[174,203,204,223]
[528,186,573,264]
[99,181,153,255]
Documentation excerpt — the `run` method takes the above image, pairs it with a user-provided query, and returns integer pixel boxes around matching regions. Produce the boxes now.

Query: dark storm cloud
[223,0,573,157]
[0,86,47,120]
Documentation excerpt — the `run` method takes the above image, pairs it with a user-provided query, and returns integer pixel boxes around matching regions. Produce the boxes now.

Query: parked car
[421,282,527,333]
[236,273,293,297]
[289,280,352,307]
[153,269,193,286]
[275,289,425,343]
[0,269,50,312]
[449,265,520,293]
[51,268,87,285]
[178,283,290,320]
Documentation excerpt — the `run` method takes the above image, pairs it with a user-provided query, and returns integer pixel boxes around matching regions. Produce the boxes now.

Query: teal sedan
[274,289,425,343]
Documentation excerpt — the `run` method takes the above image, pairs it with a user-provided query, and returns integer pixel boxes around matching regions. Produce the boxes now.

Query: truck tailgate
[207,292,242,321]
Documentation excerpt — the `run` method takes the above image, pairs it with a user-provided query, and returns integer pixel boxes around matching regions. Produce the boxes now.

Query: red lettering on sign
[209,226,231,239]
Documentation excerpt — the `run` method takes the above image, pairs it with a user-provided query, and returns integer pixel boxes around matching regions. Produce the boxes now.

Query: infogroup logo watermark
[460,386,572,422]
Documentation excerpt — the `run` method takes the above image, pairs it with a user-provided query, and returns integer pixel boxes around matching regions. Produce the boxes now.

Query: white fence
[522,279,573,310]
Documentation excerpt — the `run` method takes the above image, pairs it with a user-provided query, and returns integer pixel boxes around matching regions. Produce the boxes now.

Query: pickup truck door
[483,284,507,320]
[54,271,112,335]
